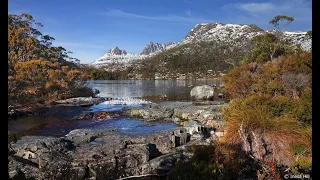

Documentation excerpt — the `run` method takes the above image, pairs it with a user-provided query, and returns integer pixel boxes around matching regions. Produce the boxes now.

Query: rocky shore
[9,127,210,179]
[8,97,106,120]
[8,85,228,179]
[8,100,227,179]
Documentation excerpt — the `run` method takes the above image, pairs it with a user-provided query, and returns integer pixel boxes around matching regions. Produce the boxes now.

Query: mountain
[168,22,311,51]
[91,42,176,67]
[91,22,311,73]
[141,42,176,55]
[91,46,148,67]
[129,23,311,79]
[108,46,127,55]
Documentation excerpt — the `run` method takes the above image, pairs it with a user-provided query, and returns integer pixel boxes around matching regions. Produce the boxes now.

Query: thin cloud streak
[223,1,311,19]
[238,3,275,13]
[98,9,213,24]
[222,0,311,29]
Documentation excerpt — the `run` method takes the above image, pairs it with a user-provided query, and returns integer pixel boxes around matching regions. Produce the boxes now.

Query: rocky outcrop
[8,99,229,179]
[8,105,30,120]
[123,101,227,139]
[109,46,126,55]
[141,42,175,55]
[190,85,214,100]
[122,104,174,120]
[8,127,206,180]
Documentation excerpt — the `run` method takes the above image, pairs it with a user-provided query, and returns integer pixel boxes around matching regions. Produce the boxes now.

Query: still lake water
[85,79,222,99]
[9,79,221,137]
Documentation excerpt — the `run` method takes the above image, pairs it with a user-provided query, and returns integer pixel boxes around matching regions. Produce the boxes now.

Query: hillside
[89,22,311,80]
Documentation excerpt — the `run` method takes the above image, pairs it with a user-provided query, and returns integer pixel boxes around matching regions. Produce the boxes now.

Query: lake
[9,79,221,137]
[85,79,222,99]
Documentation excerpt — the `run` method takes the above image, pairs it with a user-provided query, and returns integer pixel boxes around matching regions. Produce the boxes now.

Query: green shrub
[8,134,17,144]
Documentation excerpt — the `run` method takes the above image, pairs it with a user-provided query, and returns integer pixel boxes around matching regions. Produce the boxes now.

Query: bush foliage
[8,13,92,105]
[221,50,312,172]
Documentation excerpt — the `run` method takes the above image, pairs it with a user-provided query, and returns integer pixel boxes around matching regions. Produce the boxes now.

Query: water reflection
[86,79,221,98]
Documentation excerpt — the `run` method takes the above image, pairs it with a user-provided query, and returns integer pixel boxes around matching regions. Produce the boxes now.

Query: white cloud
[222,0,311,30]
[224,0,311,18]
[98,9,213,24]
[238,3,275,13]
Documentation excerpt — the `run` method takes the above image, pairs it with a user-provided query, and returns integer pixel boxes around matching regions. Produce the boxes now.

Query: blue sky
[8,0,312,64]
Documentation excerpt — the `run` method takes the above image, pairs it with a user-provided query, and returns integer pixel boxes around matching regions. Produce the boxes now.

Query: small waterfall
[102,97,152,105]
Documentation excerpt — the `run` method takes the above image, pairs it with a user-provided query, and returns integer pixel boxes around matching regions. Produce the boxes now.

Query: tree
[269,15,294,32]
[8,13,92,105]
[240,33,293,64]
[8,13,74,75]
[8,14,41,75]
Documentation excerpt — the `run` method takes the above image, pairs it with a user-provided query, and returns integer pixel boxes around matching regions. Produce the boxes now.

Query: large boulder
[190,85,214,100]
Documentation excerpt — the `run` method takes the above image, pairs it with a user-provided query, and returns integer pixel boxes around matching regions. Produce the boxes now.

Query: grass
[222,100,310,166]
[179,117,189,122]
[170,144,261,180]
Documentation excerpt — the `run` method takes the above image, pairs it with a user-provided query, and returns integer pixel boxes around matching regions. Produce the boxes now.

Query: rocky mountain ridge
[141,42,176,55]
[91,22,311,67]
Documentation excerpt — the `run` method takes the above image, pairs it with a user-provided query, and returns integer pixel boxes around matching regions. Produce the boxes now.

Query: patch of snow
[284,31,306,35]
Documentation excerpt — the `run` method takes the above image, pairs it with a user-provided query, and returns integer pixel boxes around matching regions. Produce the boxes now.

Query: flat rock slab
[123,101,227,124]
[8,127,204,180]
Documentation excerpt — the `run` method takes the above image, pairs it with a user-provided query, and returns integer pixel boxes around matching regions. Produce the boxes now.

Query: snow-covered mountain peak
[91,47,148,67]
[108,46,127,55]
[185,22,265,42]
[140,42,176,55]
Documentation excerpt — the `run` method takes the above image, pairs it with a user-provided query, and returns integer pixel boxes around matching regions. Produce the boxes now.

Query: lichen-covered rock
[123,105,174,120]
[190,85,214,100]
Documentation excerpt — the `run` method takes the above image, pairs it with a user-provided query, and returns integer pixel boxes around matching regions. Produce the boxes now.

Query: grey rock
[9,127,205,179]
[123,104,174,121]
[141,42,175,55]
[190,85,214,100]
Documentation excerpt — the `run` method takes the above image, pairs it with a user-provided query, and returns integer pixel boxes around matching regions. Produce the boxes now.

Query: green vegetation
[8,13,94,106]
[170,144,261,180]
[8,134,17,144]
[179,117,189,122]
[221,51,312,174]
[306,30,312,39]
[82,65,132,80]
[269,15,294,31]
[220,15,312,177]
[240,33,294,64]
[171,15,312,179]
[134,40,249,78]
